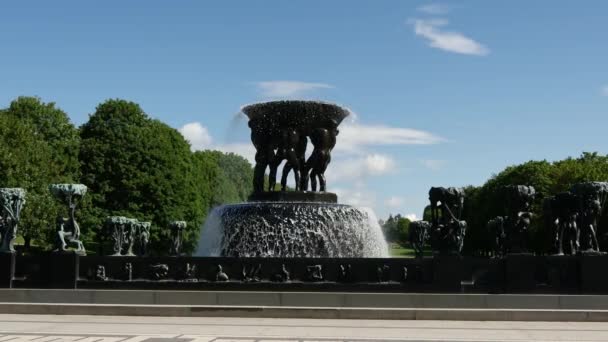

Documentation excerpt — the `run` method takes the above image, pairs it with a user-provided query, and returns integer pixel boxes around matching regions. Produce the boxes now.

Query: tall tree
[0,97,79,249]
[461,153,608,255]
[3,96,80,178]
[79,99,203,254]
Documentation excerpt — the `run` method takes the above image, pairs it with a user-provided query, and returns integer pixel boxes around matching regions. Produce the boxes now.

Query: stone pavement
[0,314,608,342]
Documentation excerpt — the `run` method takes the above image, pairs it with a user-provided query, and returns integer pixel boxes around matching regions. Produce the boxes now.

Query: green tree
[191,151,221,217]
[191,150,253,213]
[0,97,80,250]
[3,96,80,177]
[79,99,203,254]
[212,151,253,205]
[395,216,411,244]
[461,153,608,255]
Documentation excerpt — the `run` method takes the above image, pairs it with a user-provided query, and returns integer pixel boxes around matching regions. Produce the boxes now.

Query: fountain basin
[242,100,350,129]
[196,202,388,258]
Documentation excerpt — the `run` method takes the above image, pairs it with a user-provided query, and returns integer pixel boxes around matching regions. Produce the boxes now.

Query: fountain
[3,101,608,296]
[196,100,388,258]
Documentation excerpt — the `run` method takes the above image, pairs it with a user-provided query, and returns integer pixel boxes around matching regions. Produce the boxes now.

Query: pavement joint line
[4,302,608,311]
[3,303,608,323]
[3,321,608,332]
[0,337,603,342]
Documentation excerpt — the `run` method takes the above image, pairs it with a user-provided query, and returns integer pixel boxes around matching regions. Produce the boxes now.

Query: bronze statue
[249,119,278,194]
[273,264,290,282]
[169,221,187,256]
[553,192,580,255]
[428,187,465,228]
[306,264,324,281]
[123,219,139,256]
[428,187,467,255]
[50,184,86,255]
[105,216,127,256]
[215,264,229,281]
[502,185,536,254]
[409,220,430,258]
[570,182,608,254]
[303,127,338,192]
[487,216,506,257]
[281,131,308,191]
[135,221,151,256]
[242,101,350,197]
[269,128,302,191]
[0,188,26,253]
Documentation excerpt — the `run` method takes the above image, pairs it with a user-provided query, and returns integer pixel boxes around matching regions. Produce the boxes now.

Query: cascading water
[195,202,388,258]
[195,100,389,258]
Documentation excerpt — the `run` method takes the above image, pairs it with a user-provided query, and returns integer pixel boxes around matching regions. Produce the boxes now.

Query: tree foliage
[3,96,80,177]
[386,153,608,256]
[78,99,254,255]
[461,153,608,255]
[381,214,410,244]
[80,99,202,253]
[0,97,80,249]
[192,150,253,211]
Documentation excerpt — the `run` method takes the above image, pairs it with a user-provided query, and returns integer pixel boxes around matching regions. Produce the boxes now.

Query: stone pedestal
[248,191,338,203]
[460,257,505,293]
[505,254,537,293]
[50,252,79,289]
[539,256,579,293]
[581,255,608,294]
[0,253,15,288]
[432,255,462,291]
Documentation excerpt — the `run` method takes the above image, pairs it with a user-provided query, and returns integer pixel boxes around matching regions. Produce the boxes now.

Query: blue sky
[1,1,607,220]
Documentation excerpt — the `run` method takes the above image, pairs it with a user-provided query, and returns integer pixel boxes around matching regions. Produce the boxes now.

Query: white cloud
[417,3,449,15]
[333,187,376,208]
[327,154,396,183]
[411,18,489,56]
[601,85,608,96]
[385,196,404,208]
[178,122,213,150]
[178,122,255,163]
[255,81,334,98]
[336,123,443,153]
[365,154,396,174]
[405,213,419,221]
[214,143,256,164]
[420,159,446,171]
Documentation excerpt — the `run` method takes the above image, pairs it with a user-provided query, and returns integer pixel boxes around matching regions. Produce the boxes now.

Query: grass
[388,242,432,258]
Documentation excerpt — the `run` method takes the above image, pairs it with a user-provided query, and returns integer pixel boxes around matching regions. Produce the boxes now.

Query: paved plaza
[0,314,607,342]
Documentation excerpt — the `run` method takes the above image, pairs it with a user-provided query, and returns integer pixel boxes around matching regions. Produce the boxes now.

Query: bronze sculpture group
[408,182,608,258]
[545,182,608,255]
[0,188,26,253]
[251,123,339,193]
[50,184,87,255]
[169,220,187,256]
[243,101,348,194]
[104,217,149,256]
[408,187,467,257]
[487,185,536,256]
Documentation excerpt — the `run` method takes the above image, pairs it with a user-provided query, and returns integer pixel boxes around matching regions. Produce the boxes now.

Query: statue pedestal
[50,252,79,289]
[581,254,608,294]
[540,255,579,293]
[0,252,15,288]
[248,191,337,203]
[505,254,537,293]
[460,257,505,293]
[432,255,462,291]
